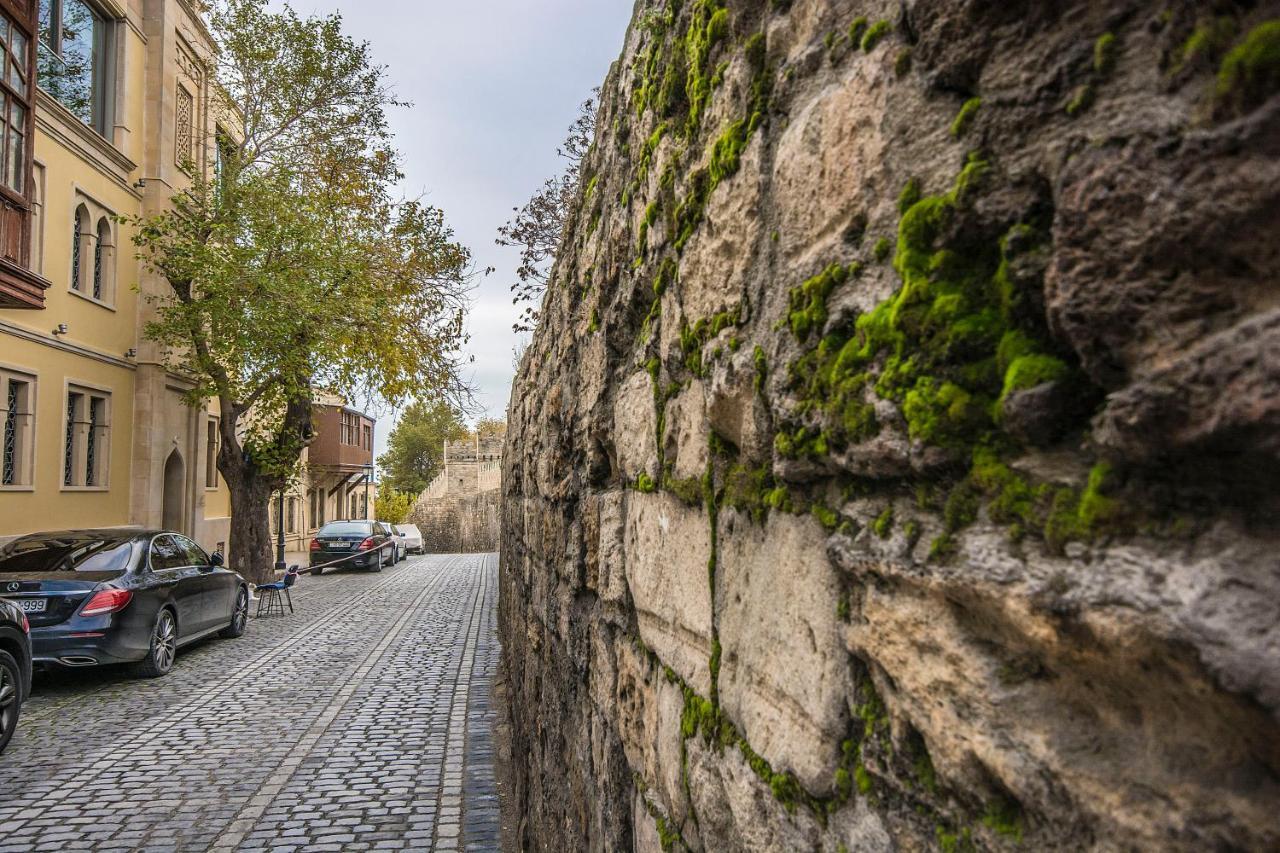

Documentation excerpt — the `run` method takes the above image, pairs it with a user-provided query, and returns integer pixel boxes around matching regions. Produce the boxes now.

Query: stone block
[625,491,714,696]
[614,370,658,481]
[715,509,851,794]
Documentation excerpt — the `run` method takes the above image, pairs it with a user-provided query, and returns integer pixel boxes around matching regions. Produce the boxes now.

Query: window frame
[61,380,110,490]
[204,415,218,489]
[36,0,115,139]
[0,364,35,490]
[0,1,35,207]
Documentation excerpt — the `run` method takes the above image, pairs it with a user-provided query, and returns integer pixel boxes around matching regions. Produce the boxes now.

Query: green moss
[950,97,981,139]
[861,20,891,52]
[684,1,731,136]
[812,503,839,531]
[982,793,1025,842]
[753,345,768,392]
[1215,20,1280,114]
[636,472,657,493]
[1094,32,1118,76]
[664,471,705,506]
[587,307,600,333]
[1178,17,1237,72]
[709,118,750,186]
[655,813,681,852]
[787,262,856,342]
[897,177,921,215]
[1000,353,1068,402]
[902,519,921,551]
[584,173,599,199]
[653,256,677,296]
[872,505,894,539]
[762,484,794,513]
[894,48,913,77]
[1065,83,1095,116]
[680,305,743,376]
[873,236,892,262]
[937,826,975,853]
[848,16,868,46]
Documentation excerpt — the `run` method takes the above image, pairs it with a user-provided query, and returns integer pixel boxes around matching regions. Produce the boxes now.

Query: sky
[287,0,633,466]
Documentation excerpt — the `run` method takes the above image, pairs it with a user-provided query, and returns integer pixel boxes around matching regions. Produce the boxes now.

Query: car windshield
[0,537,137,573]
[320,522,371,536]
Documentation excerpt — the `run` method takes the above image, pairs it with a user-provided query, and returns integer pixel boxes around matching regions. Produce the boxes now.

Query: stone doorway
[162,449,185,533]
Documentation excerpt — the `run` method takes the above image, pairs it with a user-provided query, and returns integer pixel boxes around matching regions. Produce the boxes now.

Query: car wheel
[133,608,178,678]
[220,587,249,639]
[371,548,384,572]
[0,649,22,756]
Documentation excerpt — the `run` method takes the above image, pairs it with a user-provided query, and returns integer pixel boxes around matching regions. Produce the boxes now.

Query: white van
[394,524,425,555]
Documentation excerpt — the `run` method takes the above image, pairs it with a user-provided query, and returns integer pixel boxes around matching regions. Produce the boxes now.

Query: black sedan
[309,520,396,573]
[0,596,32,755]
[0,530,250,678]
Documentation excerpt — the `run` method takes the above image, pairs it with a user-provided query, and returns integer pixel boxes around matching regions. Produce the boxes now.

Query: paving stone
[0,555,501,852]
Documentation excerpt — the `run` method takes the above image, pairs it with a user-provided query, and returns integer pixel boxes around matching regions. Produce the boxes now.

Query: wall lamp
[52,323,68,336]
[124,348,137,359]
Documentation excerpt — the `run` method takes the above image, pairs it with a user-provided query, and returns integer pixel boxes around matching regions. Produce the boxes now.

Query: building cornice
[0,319,137,370]
[35,92,141,198]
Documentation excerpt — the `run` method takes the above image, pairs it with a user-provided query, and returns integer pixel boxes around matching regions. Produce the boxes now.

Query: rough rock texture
[501,1,1280,851]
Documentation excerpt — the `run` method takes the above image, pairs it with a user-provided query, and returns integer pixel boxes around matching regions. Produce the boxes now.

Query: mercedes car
[0,596,32,754]
[0,530,251,678]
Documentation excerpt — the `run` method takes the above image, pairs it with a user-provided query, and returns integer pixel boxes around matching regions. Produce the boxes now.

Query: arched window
[70,206,85,291]
[93,217,112,301]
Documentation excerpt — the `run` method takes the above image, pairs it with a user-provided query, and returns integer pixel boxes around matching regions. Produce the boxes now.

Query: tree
[496,91,597,332]
[377,399,470,495]
[474,417,507,441]
[127,0,473,582]
[374,489,414,525]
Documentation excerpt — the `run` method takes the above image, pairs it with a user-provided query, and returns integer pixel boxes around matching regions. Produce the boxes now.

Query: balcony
[308,404,374,472]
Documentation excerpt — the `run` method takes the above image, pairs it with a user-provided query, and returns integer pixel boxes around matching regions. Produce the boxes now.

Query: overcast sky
[287,0,633,465]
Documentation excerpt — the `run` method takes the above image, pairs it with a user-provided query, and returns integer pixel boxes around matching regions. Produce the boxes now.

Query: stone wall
[410,435,504,553]
[501,1,1280,851]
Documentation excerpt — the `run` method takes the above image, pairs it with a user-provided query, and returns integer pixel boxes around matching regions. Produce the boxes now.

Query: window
[1,370,34,487]
[286,497,297,534]
[174,84,192,168]
[0,8,31,195]
[92,216,110,299]
[70,205,84,290]
[340,410,358,446]
[149,535,186,572]
[29,161,43,272]
[174,535,208,567]
[362,423,371,450]
[63,385,109,487]
[204,417,218,488]
[37,0,113,136]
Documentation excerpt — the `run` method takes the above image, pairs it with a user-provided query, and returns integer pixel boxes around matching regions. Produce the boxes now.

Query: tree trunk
[227,476,277,585]
[214,391,315,585]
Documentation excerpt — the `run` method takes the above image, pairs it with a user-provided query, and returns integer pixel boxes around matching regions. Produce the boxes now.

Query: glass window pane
[0,15,10,50]
[7,127,23,194]
[9,57,24,97]
[11,26,26,65]
[40,0,97,126]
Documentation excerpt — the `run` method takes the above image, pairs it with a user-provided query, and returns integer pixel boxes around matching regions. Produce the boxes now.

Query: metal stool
[255,565,298,616]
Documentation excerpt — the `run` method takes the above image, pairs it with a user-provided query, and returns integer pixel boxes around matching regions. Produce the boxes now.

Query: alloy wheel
[233,591,248,632]
[153,611,177,672]
[0,664,16,742]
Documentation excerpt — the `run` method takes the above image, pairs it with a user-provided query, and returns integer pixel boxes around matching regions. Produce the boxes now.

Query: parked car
[0,530,250,679]
[0,597,33,755]
[386,523,407,563]
[394,524,424,555]
[309,521,396,573]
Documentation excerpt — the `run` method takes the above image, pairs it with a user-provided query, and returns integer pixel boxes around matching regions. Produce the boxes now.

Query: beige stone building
[0,0,375,555]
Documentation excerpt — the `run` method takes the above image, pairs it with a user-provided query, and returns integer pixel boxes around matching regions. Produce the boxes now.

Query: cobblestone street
[0,554,501,853]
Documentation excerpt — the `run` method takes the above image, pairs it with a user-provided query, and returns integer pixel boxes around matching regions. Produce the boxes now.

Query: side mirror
[210,552,225,567]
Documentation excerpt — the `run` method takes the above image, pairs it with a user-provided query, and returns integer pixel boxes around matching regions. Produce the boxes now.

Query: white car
[394,524,424,556]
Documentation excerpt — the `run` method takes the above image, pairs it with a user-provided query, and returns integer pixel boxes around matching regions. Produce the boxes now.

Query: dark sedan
[0,530,250,678]
[0,596,32,754]
[309,520,396,573]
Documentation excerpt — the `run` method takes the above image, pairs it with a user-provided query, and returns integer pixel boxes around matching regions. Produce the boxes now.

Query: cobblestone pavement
[0,553,501,852]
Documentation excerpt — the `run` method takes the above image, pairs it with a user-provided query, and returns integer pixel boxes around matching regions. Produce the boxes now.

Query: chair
[255,565,299,617]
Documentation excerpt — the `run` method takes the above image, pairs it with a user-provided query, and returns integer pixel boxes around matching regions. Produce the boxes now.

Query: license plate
[18,598,47,613]
[328,542,351,549]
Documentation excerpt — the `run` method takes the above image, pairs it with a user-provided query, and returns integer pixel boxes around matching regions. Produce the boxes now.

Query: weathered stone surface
[500,1,1280,850]
[716,509,851,794]
[626,491,714,695]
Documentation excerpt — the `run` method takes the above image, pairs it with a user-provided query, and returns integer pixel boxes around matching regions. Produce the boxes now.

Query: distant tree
[126,0,473,582]
[496,91,597,332]
[474,417,507,441]
[377,400,471,495]
[374,489,414,525]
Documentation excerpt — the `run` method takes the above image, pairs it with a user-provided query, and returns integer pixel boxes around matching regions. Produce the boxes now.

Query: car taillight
[80,589,134,617]
[19,612,28,633]
[357,537,375,551]
[310,538,322,551]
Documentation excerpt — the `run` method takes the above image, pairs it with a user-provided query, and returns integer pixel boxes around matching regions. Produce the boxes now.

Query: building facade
[0,0,372,557]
